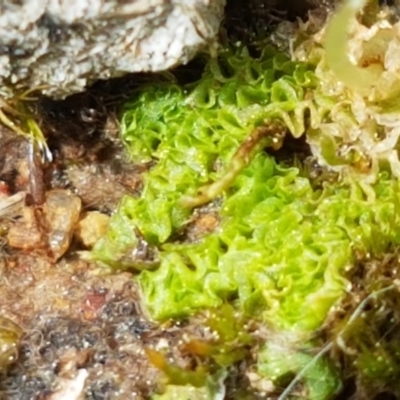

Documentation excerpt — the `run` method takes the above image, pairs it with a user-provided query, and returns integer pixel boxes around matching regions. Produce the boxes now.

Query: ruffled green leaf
[91,41,400,399]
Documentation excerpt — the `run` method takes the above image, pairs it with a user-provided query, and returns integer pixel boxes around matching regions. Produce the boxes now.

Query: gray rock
[0,0,225,98]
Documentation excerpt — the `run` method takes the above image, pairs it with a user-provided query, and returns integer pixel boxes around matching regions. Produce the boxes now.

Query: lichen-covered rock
[0,0,225,98]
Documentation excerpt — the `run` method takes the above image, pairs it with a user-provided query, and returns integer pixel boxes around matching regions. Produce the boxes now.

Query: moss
[91,2,400,398]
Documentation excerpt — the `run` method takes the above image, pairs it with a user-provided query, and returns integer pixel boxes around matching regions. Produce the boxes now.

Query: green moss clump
[92,46,318,266]
[89,40,400,398]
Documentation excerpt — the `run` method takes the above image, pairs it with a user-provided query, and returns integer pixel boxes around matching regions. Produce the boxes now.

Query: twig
[180,121,286,208]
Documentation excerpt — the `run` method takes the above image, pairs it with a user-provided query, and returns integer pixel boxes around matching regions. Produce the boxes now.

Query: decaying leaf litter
[2,0,400,399]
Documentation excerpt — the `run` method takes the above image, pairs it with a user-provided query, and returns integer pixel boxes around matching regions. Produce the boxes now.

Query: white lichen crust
[0,0,225,98]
